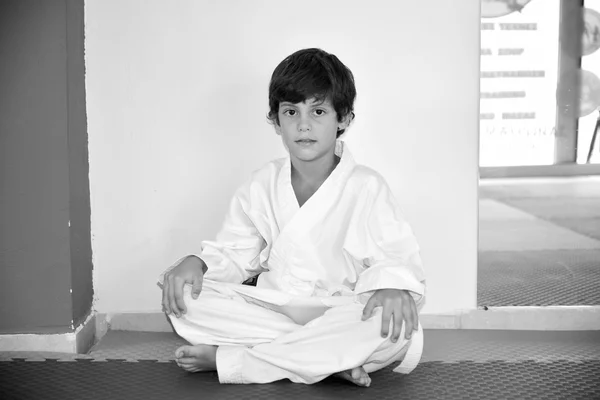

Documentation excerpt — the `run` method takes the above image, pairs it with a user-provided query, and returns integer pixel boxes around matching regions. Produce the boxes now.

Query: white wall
[85,0,480,315]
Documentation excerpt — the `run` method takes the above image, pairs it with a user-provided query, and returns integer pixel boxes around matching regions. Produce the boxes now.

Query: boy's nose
[298,117,311,132]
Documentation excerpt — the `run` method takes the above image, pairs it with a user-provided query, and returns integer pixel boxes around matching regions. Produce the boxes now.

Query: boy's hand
[362,289,419,342]
[162,256,206,318]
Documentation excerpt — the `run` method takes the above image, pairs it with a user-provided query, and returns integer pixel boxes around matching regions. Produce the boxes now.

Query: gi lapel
[268,141,356,269]
[286,140,355,230]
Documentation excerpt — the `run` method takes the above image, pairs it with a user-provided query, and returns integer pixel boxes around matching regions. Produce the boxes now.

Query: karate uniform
[158,141,426,384]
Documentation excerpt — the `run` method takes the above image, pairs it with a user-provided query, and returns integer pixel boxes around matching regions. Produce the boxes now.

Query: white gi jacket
[160,140,426,308]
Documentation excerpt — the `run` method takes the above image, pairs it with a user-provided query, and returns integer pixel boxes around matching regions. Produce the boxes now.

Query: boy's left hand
[362,289,419,342]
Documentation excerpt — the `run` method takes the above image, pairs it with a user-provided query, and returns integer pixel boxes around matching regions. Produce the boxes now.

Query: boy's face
[275,97,350,164]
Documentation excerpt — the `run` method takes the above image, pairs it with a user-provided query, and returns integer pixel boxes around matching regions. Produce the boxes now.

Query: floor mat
[499,198,600,241]
[421,330,600,363]
[3,330,599,399]
[1,359,598,400]
[478,178,600,306]
[478,250,600,306]
[547,217,600,242]
[478,219,600,251]
[6,329,600,364]
[479,177,600,200]
[88,331,186,361]
[479,199,538,221]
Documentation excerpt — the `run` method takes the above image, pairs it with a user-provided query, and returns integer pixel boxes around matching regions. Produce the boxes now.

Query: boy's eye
[283,109,296,116]
[313,109,326,116]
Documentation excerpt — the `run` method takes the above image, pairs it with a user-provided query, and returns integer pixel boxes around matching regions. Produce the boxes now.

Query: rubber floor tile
[89,331,186,361]
[0,360,598,400]
[421,330,600,363]
[542,217,600,241]
[478,250,600,306]
[501,197,600,220]
[479,199,538,221]
[479,219,600,252]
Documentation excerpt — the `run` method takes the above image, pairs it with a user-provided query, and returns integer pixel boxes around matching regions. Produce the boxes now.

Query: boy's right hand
[162,256,206,318]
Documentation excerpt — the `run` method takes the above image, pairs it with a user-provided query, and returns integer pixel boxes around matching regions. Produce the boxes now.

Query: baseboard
[0,312,97,353]
[480,164,600,178]
[423,306,600,330]
[96,306,600,334]
[96,311,174,334]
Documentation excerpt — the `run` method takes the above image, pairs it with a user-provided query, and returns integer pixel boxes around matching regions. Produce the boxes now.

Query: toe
[176,345,196,359]
[360,378,370,387]
[336,369,372,387]
[353,368,371,387]
[177,357,198,364]
[178,361,199,372]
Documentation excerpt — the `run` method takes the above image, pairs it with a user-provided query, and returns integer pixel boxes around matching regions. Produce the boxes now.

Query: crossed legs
[168,282,418,386]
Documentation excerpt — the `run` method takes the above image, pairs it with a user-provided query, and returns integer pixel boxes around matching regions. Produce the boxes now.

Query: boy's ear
[274,122,282,136]
[338,112,354,130]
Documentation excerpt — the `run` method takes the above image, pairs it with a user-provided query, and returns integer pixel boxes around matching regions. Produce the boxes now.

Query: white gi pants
[168,279,423,384]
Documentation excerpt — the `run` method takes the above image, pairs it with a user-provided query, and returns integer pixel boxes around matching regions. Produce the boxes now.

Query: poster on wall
[481,0,533,18]
[479,0,559,167]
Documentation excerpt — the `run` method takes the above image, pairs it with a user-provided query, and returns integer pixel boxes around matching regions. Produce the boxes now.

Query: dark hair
[267,48,356,138]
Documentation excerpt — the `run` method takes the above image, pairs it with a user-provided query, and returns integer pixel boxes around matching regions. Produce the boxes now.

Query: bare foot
[335,366,371,387]
[175,344,218,373]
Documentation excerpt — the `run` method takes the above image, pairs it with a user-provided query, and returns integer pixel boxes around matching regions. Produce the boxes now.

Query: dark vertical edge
[0,0,74,333]
[554,0,584,164]
[66,0,94,328]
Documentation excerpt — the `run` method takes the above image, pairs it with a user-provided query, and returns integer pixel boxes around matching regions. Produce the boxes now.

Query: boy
[159,48,426,387]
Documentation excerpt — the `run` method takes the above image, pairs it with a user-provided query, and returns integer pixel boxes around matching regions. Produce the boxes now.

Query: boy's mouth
[295,139,317,147]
